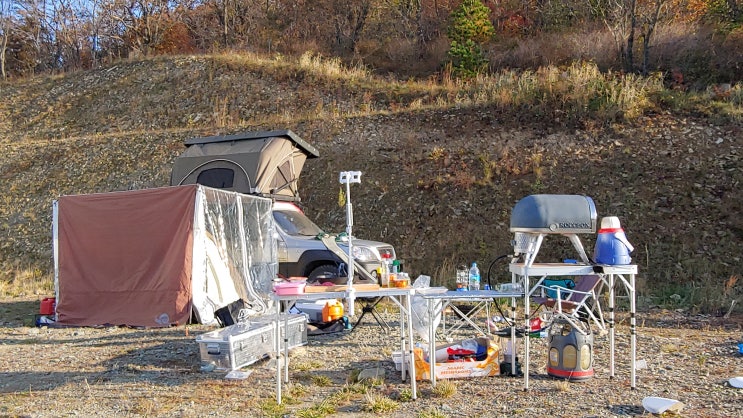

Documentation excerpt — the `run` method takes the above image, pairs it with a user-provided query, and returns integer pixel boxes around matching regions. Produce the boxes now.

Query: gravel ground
[1,298,742,417]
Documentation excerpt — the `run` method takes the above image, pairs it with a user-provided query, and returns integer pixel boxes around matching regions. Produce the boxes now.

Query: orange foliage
[155,21,196,55]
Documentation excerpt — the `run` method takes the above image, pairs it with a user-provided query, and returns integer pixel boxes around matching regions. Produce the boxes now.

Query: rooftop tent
[52,185,277,327]
[170,129,320,201]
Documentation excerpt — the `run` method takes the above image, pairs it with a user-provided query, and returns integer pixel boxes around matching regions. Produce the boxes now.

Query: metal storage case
[252,313,309,351]
[196,314,308,370]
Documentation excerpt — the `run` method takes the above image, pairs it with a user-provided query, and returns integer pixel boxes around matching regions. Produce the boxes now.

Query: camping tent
[52,185,277,327]
[170,129,320,201]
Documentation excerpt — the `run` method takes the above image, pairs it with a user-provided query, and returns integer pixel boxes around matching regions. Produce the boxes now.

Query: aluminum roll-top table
[271,287,416,404]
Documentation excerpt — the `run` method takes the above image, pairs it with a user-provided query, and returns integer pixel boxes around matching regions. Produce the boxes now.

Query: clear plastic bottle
[456,265,468,291]
[468,262,480,291]
[380,253,392,287]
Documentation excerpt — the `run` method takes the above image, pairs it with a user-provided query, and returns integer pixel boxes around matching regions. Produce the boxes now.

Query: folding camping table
[417,289,523,386]
[511,262,638,390]
[438,295,497,338]
[271,287,417,404]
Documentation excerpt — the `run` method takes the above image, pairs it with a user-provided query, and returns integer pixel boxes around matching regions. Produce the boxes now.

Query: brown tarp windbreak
[56,186,196,327]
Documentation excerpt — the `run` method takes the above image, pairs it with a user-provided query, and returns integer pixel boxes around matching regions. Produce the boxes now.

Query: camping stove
[510,195,597,266]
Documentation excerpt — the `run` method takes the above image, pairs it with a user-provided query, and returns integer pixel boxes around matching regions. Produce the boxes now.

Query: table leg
[609,274,615,378]
[283,312,290,383]
[447,301,488,336]
[275,302,282,403]
[630,273,636,389]
[524,300,530,390]
[398,296,406,380]
[405,293,417,399]
[428,298,437,387]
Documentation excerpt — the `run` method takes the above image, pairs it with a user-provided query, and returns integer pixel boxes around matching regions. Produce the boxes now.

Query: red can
[529,317,542,332]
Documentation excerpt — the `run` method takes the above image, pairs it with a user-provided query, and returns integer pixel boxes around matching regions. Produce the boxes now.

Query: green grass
[362,392,399,413]
[418,408,450,418]
[295,398,336,418]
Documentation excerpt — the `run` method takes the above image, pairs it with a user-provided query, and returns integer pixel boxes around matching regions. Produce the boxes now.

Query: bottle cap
[600,216,622,229]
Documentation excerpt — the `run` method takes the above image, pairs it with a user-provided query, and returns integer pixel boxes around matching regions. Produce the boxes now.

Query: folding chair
[533,274,605,335]
[319,234,393,332]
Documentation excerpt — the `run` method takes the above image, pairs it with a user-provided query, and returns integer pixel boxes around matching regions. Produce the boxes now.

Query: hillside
[0,54,741,312]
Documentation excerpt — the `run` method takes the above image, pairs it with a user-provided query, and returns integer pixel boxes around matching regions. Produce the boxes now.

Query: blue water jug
[594,216,633,265]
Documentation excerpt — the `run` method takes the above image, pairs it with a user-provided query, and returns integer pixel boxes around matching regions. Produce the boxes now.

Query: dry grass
[0,267,53,298]
[553,379,571,392]
[430,379,457,398]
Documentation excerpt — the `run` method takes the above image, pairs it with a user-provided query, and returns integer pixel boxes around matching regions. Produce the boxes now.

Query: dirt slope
[0,55,741,310]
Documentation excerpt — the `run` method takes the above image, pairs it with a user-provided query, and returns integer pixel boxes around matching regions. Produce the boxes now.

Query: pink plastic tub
[273,282,306,295]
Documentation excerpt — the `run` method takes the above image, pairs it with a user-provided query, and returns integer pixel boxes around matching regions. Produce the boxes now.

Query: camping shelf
[509,262,638,390]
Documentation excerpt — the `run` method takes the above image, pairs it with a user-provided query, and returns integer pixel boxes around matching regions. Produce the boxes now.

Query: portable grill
[509,195,597,266]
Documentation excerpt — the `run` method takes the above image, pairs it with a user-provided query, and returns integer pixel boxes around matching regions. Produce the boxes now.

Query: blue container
[593,217,633,265]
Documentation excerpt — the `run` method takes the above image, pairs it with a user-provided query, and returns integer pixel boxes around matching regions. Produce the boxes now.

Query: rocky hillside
[0,54,741,311]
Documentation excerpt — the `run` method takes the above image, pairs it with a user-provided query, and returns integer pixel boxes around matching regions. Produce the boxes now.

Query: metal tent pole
[339,171,361,316]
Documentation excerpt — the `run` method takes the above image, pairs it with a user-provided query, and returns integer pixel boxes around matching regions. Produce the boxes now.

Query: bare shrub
[359,36,448,77]
[280,39,325,58]
[716,28,743,82]
[486,25,618,70]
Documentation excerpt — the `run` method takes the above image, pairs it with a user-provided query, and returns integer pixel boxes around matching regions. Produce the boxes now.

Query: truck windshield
[273,210,324,236]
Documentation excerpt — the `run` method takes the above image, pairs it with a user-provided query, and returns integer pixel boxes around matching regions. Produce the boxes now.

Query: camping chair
[532,274,605,335]
[319,234,392,332]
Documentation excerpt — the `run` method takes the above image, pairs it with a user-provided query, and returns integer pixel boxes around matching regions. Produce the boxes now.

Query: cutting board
[304,283,381,293]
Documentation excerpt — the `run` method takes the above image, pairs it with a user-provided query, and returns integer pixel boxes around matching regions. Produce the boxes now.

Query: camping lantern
[547,319,594,381]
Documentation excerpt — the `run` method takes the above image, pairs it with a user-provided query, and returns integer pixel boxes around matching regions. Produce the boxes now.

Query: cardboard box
[413,337,500,380]
[196,314,307,370]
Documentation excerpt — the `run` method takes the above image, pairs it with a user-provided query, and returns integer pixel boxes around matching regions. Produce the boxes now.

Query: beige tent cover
[55,186,196,327]
[170,129,319,201]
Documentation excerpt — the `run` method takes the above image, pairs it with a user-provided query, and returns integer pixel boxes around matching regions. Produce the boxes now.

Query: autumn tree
[99,0,194,57]
[0,0,11,79]
[446,0,494,77]
[589,0,670,74]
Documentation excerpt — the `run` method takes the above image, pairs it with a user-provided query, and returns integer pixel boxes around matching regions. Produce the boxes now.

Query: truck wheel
[308,264,341,284]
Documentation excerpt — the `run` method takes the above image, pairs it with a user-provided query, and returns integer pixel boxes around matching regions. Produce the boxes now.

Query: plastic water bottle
[468,262,480,291]
[380,253,393,287]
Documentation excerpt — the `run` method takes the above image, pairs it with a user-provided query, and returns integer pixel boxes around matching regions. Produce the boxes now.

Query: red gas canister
[40,297,56,315]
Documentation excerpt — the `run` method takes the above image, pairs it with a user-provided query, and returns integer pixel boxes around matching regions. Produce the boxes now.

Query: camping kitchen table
[510,262,638,391]
[417,289,523,387]
[436,294,499,338]
[271,287,417,404]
